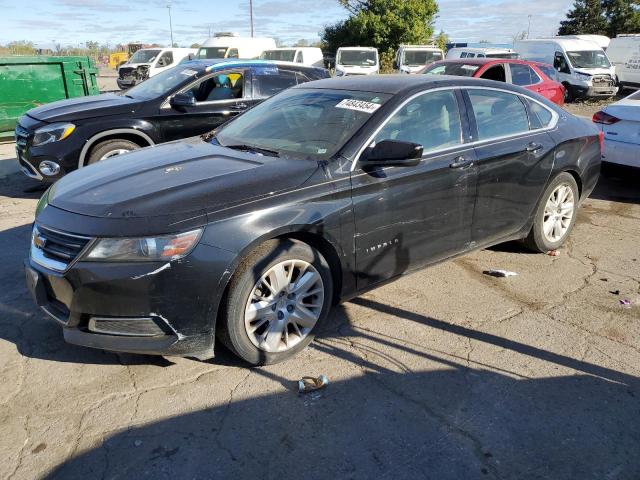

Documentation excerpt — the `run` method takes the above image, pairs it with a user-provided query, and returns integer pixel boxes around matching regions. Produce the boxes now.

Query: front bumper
[24,240,236,359]
[570,84,618,98]
[15,123,83,182]
[602,138,640,168]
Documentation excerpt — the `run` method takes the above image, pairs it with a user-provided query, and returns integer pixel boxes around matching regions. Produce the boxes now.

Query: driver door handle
[449,156,473,169]
[231,103,248,110]
[526,142,543,153]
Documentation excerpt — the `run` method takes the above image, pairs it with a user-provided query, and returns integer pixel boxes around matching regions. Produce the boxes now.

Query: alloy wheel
[244,259,324,353]
[100,148,131,160]
[543,183,575,243]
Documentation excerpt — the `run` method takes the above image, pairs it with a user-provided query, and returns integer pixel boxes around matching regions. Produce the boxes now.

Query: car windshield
[566,50,610,68]
[422,63,481,77]
[337,50,377,66]
[197,47,229,59]
[215,88,391,160]
[403,50,443,66]
[262,50,296,62]
[125,65,197,99]
[129,49,161,64]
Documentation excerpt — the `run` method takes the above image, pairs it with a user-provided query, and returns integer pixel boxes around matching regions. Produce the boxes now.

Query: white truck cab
[335,47,379,76]
[446,47,519,59]
[117,47,197,89]
[395,45,444,73]
[515,37,618,100]
[196,32,276,60]
[261,47,324,67]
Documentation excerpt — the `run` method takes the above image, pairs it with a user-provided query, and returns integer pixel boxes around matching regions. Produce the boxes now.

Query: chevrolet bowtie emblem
[33,233,47,249]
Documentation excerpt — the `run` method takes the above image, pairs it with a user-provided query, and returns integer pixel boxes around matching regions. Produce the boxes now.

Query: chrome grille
[119,67,134,79]
[15,123,30,148]
[31,225,93,272]
[592,75,615,86]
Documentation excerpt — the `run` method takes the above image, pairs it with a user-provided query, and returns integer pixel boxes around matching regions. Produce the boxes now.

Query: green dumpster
[0,56,99,141]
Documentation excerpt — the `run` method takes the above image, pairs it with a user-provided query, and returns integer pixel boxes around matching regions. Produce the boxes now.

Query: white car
[117,47,196,89]
[593,91,640,168]
[335,47,379,76]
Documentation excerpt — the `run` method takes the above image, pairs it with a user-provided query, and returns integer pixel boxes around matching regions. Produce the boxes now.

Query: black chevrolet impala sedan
[25,75,601,364]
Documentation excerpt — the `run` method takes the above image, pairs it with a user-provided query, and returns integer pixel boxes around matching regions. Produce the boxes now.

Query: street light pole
[527,14,532,39]
[249,0,254,37]
[167,4,174,46]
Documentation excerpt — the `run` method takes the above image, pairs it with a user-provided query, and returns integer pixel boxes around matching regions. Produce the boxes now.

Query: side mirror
[393,60,399,69]
[170,93,196,109]
[360,140,423,167]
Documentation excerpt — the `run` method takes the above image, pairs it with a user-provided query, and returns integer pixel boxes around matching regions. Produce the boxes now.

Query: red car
[421,58,566,106]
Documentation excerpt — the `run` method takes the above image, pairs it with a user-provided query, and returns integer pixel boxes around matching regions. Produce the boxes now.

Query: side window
[554,52,570,74]
[227,48,239,58]
[186,71,244,103]
[467,89,529,140]
[156,51,173,68]
[374,90,463,153]
[480,65,506,82]
[467,53,476,58]
[525,98,553,130]
[295,51,304,63]
[538,64,559,82]
[510,64,540,86]
[477,53,485,58]
[460,52,467,58]
[254,70,299,98]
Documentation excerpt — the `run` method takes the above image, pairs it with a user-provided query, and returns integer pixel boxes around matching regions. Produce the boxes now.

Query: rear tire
[87,139,140,165]
[523,172,579,252]
[218,239,333,365]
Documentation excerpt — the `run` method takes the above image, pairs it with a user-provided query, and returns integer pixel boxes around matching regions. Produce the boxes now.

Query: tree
[294,39,310,47]
[434,30,448,54]
[602,0,640,36]
[322,0,438,57]
[558,0,608,34]
[511,30,527,43]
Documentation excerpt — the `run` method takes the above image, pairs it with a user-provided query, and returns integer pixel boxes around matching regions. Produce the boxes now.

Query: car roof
[435,58,537,66]
[296,74,530,95]
[180,59,325,73]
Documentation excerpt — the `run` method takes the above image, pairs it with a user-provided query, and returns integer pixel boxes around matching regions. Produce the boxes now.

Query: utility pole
[249,0,254,37]
[527,14,532,39]
[167,3,174,46]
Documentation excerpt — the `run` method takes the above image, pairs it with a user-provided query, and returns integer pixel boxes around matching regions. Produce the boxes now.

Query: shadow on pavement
[45,302,639,479]
[0,172,48,199]
[591,163,640,205]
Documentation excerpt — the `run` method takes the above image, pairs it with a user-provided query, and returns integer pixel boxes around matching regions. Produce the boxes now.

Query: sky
[0,0,576,48]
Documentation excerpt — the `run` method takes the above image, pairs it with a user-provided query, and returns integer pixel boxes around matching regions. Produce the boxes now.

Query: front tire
[524,172,579,252]
[218,239,333,365]
[87,139,140,165]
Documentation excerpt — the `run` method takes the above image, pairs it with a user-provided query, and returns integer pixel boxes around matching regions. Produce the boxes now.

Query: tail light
[592,111,620,125]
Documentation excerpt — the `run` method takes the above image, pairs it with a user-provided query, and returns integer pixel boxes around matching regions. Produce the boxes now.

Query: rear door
[351,88,478,289]
[157,68,251,141]
[463,88,556,245]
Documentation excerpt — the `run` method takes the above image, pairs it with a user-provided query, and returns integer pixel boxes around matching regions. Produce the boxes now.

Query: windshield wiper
[224,144,280,157]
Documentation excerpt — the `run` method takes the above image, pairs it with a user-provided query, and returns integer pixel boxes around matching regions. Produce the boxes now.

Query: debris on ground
[134,440,143,447]
[620,299,632,307]
[610,290,620,295]
[483,269,518,278]
[298,375,329,394]
[547,250,560,257]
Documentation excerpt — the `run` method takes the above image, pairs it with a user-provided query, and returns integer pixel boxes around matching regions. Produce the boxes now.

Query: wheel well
[563,169,583,197]
[90,133,150,151]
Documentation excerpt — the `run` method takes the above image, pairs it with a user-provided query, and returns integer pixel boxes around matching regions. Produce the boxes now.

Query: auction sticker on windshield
[336,99,381,114]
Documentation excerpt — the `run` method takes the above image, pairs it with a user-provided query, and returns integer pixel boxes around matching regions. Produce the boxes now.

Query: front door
[463,88,556,245]
[351,89,478,290]
[157,69,253,142]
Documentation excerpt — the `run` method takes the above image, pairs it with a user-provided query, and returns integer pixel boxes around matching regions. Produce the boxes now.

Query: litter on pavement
[483,269,518,278]
[298,375,329,394]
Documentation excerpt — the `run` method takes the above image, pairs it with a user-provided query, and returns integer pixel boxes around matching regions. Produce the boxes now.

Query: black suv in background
[15,60,329,182]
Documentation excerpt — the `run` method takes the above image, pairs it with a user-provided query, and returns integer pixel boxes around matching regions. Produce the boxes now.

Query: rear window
[526,98,553,129]
[423,63,481,77]
[536,64,559,82]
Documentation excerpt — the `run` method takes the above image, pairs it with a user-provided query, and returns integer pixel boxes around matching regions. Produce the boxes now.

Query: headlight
[335,69,345,77]
[32,123,75,146]
[35,186,51,216]
[574,72,591,81]
[84,228,203,262]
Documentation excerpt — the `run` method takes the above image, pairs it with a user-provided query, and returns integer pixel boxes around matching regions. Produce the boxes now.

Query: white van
[260,47,324,67]
[395,45,444,73]
[196,32,276,60]
[335,47,379,76]
[515,38,618,100]
[446,47,519,59]
[117,47,197,89]
[571,34,611,50]
[606,35,640,90]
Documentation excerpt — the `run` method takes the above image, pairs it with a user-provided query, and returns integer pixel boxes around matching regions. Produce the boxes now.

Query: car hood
[26,93,143,123]
[47,137,319,221]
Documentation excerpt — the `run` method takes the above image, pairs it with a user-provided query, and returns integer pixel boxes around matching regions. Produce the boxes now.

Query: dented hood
[27,93,142,123]
[48,137,319,220]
